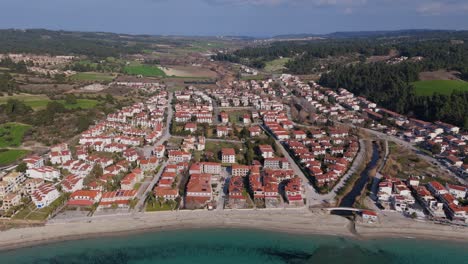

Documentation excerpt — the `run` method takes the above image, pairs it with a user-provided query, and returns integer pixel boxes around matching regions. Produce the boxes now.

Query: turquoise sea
[1,228,467,264]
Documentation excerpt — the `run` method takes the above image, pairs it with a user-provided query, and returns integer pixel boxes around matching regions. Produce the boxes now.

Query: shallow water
[1,228,467,264]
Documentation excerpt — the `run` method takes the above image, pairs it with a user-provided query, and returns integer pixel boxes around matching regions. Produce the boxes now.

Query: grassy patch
[0,94,51,110]
[0,149,29,166]
[124,63,166,77]
[264,58,290,73]
[0,95,99,110]
[146,200,177,211]
[70,72,115,81]
[134,182,142,191]
[227,110,251,124]
[0,123,31,148]
[412,80,468,96]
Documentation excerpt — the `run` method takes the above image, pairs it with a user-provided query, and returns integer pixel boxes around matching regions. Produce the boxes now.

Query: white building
[31,183,60,208]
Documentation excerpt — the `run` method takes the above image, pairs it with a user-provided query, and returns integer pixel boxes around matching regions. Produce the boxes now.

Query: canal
[334,141,380,214]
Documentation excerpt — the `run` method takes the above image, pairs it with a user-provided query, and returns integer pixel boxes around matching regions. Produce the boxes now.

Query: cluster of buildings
[174,87,214,124]
[283,127,359,188]
[377,177,468,224]
[0,84,169,216]
[279,74,466,180]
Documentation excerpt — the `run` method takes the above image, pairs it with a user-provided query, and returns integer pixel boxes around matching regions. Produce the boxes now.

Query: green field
[0,123,31,148]
[0,149,29,166]
[124,63,166,77]
[264,57,290,73]
[0,95,99,110]
[70,72,115,81]
[412,80,468,96]
[0,94,50,110]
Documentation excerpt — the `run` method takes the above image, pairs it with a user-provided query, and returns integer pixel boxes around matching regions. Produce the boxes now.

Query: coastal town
[0,28,468,250]
[0,53,467,229]
[2,0,468,260]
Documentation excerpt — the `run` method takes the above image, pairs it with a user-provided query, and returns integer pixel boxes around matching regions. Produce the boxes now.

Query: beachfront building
[67,190,102,207]
[31,183,60,208]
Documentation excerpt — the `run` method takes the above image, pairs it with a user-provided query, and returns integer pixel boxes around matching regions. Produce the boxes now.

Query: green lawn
[0,149,29,166]
[124,63,166,77]
[146,200,177,211]
[0,123,31,148]
[70,72,115,81]
[412,80,468,96]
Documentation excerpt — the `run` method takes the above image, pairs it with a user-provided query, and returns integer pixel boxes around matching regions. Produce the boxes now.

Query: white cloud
[417,1,468,15]
[203,0,368,7]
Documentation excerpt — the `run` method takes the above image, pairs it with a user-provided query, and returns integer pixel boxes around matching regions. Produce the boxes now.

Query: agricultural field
[0,149,29,166]
[264,57,290,73]
[124,62,166,77]
[412,79,468,96]
[0,123,31,148]
[70,72,116,81]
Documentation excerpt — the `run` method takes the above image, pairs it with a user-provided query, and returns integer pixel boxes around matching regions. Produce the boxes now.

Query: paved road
[141,92,174,158]
[211,96,220,125]
[171,135,242,144]
[135,92,174,212]
[134,161,168,212]
[259,124,318,205]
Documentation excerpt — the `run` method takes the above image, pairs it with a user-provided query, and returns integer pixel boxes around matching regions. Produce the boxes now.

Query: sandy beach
[0,209,467,251]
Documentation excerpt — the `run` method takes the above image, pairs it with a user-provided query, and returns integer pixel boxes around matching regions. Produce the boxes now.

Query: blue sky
[1,0,468,36]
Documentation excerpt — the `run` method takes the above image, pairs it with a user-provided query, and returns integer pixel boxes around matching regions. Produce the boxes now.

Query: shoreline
[1,209,467,252]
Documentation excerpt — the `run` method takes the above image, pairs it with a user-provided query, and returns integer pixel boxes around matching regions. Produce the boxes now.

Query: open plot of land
[419,70,461,81]
[264,58,290,73]
[159,65,217,78]
[412,79,468,96]
[205,141,245,164]
[124,63,166,77]
[0,123,31,148]
[381,142,456,185]
[70,72,116,82]
[0,149,29,166]
[227,110,251,124]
